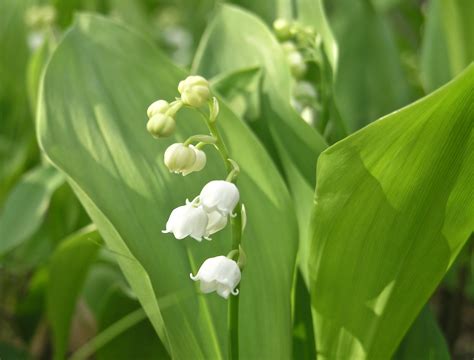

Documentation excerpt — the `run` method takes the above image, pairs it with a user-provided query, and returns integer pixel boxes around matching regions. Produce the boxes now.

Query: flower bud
[287,51,307,78]
[146,113,176,138]
[281,41,297,54]
[164,143,196,174]
[181,145,206,176]
[178,75,211,108]
[199,180,239,216]
[25,5,56,29]
[163,202,208,241]
[147,99,169,118]
[190,256,241,298]
[273,18,291,40]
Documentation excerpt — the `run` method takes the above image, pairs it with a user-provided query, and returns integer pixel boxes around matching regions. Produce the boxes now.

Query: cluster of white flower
[163,180,239,241]
[24,5,57,51]
[146,76,244,299]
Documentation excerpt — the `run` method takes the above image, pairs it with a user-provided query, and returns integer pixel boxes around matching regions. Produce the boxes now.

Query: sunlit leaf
[38,14,297,359]
[309,65,474,358]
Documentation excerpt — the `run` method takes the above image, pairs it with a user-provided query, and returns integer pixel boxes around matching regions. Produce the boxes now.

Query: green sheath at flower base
[178,75,211,108]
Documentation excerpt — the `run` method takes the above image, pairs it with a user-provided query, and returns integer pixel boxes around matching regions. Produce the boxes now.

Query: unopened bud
[287,51,307,78]
[178,75,211,108]
[147,100,169,118]
[281,41,297,55]
[25,5,56,29]
[164,143,196,174]
[273,18,291,40]
[147,113,175,138]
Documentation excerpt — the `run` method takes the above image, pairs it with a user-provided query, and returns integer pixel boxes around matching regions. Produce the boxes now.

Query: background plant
[0,0,473,359]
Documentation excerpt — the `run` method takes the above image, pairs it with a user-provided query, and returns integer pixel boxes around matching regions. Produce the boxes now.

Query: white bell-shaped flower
[164,143,196,174]
[181,145,207,176]
[205,210,228,237]
[162,202,208,241]
[178,75,211,108]
[199,180,239,215]
[190,256,241,299]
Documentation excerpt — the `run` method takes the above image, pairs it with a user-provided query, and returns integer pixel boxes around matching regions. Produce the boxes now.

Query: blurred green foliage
[0,0,472,359]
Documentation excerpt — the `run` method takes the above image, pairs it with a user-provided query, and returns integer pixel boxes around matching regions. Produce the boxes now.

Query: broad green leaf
[38,14,297,359]
[292,271,315,360]
[193,4,327,282]
[81,255,127,317]
[0,165,64,256]
[328,0,413,132]
[92,286,168,360]
[421,0,474,92]
[47,225,100,360]
[394,307,449,360]
[4,181,88,272]
[309,65,474,358]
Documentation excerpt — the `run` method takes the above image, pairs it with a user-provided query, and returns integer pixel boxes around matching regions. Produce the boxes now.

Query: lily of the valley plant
[146,75,245,359]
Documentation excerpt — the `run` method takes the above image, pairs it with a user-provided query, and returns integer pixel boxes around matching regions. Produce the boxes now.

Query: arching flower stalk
[146,75,246,360]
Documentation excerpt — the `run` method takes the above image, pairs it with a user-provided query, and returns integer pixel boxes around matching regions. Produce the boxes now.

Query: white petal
[195,256,227,283]
[205,210,228,237]
[200,280,218,294]
[182,146,206,176]
[200,180,239,215]
[216,284,231,299]
[164,203,208,240]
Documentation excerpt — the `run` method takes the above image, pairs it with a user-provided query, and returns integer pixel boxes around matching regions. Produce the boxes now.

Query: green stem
[196,108,232,173]
[197,101,242,360]
[229,203,242,360]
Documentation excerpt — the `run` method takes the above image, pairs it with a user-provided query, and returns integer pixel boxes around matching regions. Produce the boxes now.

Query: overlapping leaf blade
[421,0,474,92]
[328,0,413,132]
[47,225,100,359]
[0,165,64,256]
[38,14,297,359]
[193,5,327,281]
[309,65,474,358]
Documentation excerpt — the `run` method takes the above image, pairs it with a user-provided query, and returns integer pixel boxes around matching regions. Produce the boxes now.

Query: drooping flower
[205,210,228,237]
[190,256,241,299]
[178,75,211,108]
[181,145,207,176]
[164,143,196,174]
[162,202,208,241]
[199,180,240,216]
